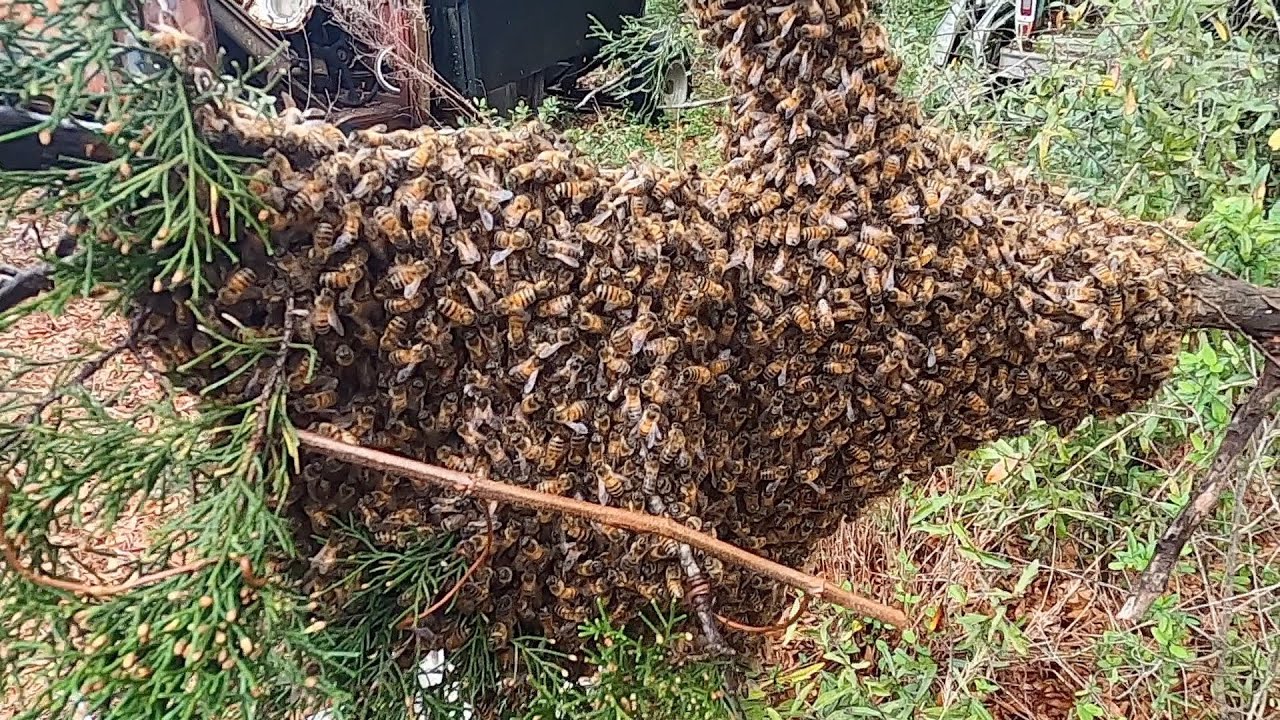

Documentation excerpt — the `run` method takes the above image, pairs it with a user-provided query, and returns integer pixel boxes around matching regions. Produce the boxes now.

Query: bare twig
[0,309,150,455]
[247,297,297,454]
[677,543,731,655]
[397,502,494,630]
[1119,343,1280,621]
[0,505,215,597]
[716,596,811,634]
[295,429,909,627]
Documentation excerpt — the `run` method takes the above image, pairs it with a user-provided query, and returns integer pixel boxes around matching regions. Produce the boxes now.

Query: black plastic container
[429,0,644,112]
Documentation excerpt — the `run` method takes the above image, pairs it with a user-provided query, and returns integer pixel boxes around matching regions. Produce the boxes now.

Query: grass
[553,1,1280,718]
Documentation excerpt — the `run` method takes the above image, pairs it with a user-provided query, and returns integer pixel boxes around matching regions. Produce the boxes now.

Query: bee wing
[479,209,495,231]
[330,311,346,337]
[403,276,424,300]
[551,252,580,269]
[490,247,515,267]
[644,425,663,450]
[536,340,567,360]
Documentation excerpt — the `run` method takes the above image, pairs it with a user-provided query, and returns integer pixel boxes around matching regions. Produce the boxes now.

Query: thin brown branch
[0,509,215,596]
[1119,342,1280,621]
[397,503,494,630]
[248,297,296,454]
[716,596,811,634]
[296,429,909,628]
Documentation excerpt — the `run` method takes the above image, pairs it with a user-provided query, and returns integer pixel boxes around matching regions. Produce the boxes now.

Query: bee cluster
[148,0,1201,655]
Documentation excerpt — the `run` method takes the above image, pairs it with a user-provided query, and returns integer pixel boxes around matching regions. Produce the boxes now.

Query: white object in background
[243,0,316,32]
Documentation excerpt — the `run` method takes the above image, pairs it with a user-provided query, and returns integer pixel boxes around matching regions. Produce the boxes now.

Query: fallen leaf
[1123,87,1137,117]
[1211,17,1230,41]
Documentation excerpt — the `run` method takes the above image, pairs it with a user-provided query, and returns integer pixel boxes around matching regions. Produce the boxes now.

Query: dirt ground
[0,207,175,718]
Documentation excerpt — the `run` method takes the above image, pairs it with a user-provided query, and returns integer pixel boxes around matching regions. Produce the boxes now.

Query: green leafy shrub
[927,0,1280,220]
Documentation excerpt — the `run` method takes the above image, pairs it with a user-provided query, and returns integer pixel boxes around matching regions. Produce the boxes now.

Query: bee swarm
[147,0,1201,657]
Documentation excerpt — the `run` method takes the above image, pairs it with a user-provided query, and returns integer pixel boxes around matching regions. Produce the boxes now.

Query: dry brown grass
[797,447,1280,720]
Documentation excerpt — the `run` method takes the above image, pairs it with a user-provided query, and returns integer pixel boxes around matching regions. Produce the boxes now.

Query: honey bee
[679,365,714,387]
[538,294,575,318]
[800,22,832,39]
[386,383,410,418]
[319,259,365,290]
[216,267,257,306]
[289,179,327,214]
[577,223,609,246]
[850,149,881,171]
[748,190,782,218]
[866,55,901,80]
[597,465,629,504]
[651,174,683,203]
[437,296,478,326]
[490,228,533,266]
[976,272,1005,299]
[389,343,429,367]
[801,225,834,243]
[497,280,549,315]
[539,434,567,471]
[348,168,383,201]
[1063,283,1103,304]
[549,180,599,204]
[594,284,635,312]
[547,575,577,601]
[502,194,533,228]
[310,291,344,336]
[307,219,337,255]
[301,389,338,412]
[537,238,584,269]
[1107,294,1124,324]
[613,313,656,355]
[384,294,425,315]
[813,248,845,274]
[775,89,804,117]
[1079,306,1110,339]
[509,354,541,393]
[634,399,665,445]
[823,360,857,374]
[552,400,590,434]
[864,265,884,303]
[904,243,937,271]
[836,7,864,32]
[409,202,436,243]
[920,180,950,219]
[600,345,632,377]
[387,258,429,298]
[535,474,573,496]
[1090,261,1118,288]
[405,139,438,174]
[380,315,408,352]
[518,537,548,565]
